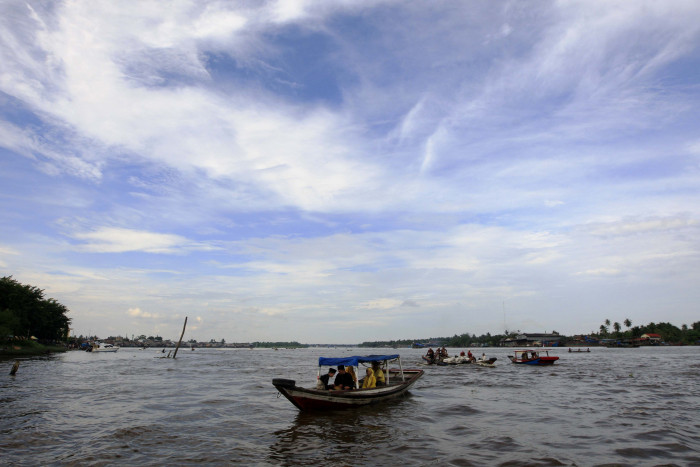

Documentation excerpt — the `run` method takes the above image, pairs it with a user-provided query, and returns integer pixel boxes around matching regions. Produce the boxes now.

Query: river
[2,346,699,466]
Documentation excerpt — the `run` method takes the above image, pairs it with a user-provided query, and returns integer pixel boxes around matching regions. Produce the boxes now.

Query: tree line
[596,317,700,344]
[360,320,700,348]
[1,276,71,342]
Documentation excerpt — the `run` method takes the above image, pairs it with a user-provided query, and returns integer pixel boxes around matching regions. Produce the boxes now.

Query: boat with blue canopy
[272,354,423,411]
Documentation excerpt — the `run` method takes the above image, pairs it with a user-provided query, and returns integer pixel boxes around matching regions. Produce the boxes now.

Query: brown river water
[1,346,699,466]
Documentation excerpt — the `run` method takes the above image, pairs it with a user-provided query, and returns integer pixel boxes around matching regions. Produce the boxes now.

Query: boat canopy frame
[318,354,399,367]
[317,354,404,388]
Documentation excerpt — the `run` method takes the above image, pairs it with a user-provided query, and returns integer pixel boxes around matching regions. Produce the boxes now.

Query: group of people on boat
[425,347,491,364]
[318,362,386,390]
[520,351,539,361]
[425,346,449,362]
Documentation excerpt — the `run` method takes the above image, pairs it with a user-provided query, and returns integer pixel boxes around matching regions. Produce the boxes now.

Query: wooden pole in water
[10,360,20,376]
[172,316,187,359]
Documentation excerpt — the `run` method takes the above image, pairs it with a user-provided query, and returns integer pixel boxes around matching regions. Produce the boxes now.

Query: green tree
[624,318,632,329]
[0,276,71,341]
[613,322,621,336]
[0,308,21,337]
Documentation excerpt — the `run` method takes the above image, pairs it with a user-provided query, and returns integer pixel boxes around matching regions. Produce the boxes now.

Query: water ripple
[2,347,700,466]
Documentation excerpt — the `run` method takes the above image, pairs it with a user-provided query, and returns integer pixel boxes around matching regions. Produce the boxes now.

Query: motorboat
[88,341,119,353]
[272,354,423,411]
[507,349,558,365]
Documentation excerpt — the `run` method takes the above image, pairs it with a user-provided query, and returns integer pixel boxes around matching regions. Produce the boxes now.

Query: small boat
[508,350,558,365]
[441,355,471,365]
[89,342,119,353]
[474,357,498,367]
[424,355,449,366]
[272,354,423,411]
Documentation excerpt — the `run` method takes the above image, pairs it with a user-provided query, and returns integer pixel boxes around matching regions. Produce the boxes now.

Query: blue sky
[1,1,699,343]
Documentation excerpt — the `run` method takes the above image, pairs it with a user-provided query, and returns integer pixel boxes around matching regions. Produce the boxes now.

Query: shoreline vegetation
[2,276,699,358]
[1,340,68,359]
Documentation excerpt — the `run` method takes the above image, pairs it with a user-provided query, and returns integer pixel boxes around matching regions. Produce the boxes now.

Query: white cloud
[584,217,697,237]
[127,307,161,319]
[1,1,699,342]
[72,227,191,253]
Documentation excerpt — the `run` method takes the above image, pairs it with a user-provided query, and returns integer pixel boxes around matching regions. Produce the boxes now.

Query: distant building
[640,333,662,344]
[501,333,562,347]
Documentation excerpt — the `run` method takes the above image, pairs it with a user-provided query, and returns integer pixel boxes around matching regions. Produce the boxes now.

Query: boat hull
[508,356,558,365]
[273,369,424,411]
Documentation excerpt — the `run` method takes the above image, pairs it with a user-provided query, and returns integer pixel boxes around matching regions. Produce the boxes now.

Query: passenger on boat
[347,366,358,388]
[333,365,355,390]
[467,350,473,360]
[480,353,488,362]
[426,348,435,360]
[319,368,337,390]
[441,346,449,357]
[460,350,465,357]
[361,368,376,389]
[531,351,538,359]
[372,362,386,386]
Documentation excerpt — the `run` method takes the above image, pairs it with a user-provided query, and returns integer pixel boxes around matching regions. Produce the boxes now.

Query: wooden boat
[474,357,497,367]
[272,354,423,411]
[507,350,558,365]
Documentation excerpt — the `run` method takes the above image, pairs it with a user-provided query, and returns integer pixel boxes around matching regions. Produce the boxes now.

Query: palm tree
[624,318,632,329]
[613,322,621,336]
[599,324,608,337]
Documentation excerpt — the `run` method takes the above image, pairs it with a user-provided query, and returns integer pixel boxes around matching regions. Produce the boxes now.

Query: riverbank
[1,340,68,358]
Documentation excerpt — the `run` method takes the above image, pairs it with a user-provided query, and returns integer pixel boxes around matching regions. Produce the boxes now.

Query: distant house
[501,333,562,347]
[640,333,662,344]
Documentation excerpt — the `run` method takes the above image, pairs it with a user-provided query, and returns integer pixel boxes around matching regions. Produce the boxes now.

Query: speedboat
[88,342,119,353]
[272,354,423,411]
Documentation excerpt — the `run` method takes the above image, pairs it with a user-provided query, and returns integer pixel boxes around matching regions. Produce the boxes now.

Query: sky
[1,1,699,344]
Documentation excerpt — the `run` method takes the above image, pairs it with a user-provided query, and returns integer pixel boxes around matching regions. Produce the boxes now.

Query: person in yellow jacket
[372,361,386,386]
[362,367,376,389]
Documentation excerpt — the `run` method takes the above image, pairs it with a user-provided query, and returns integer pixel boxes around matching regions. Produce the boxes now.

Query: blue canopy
[318,354,400,367]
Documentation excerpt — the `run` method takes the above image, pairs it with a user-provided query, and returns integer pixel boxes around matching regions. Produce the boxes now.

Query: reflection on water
[1,347,700,466]
[269,397,425,466]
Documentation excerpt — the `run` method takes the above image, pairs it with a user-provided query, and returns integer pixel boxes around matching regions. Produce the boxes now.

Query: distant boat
[89,342,119,353]
[508,349,558,365]
[272,354,423,411]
